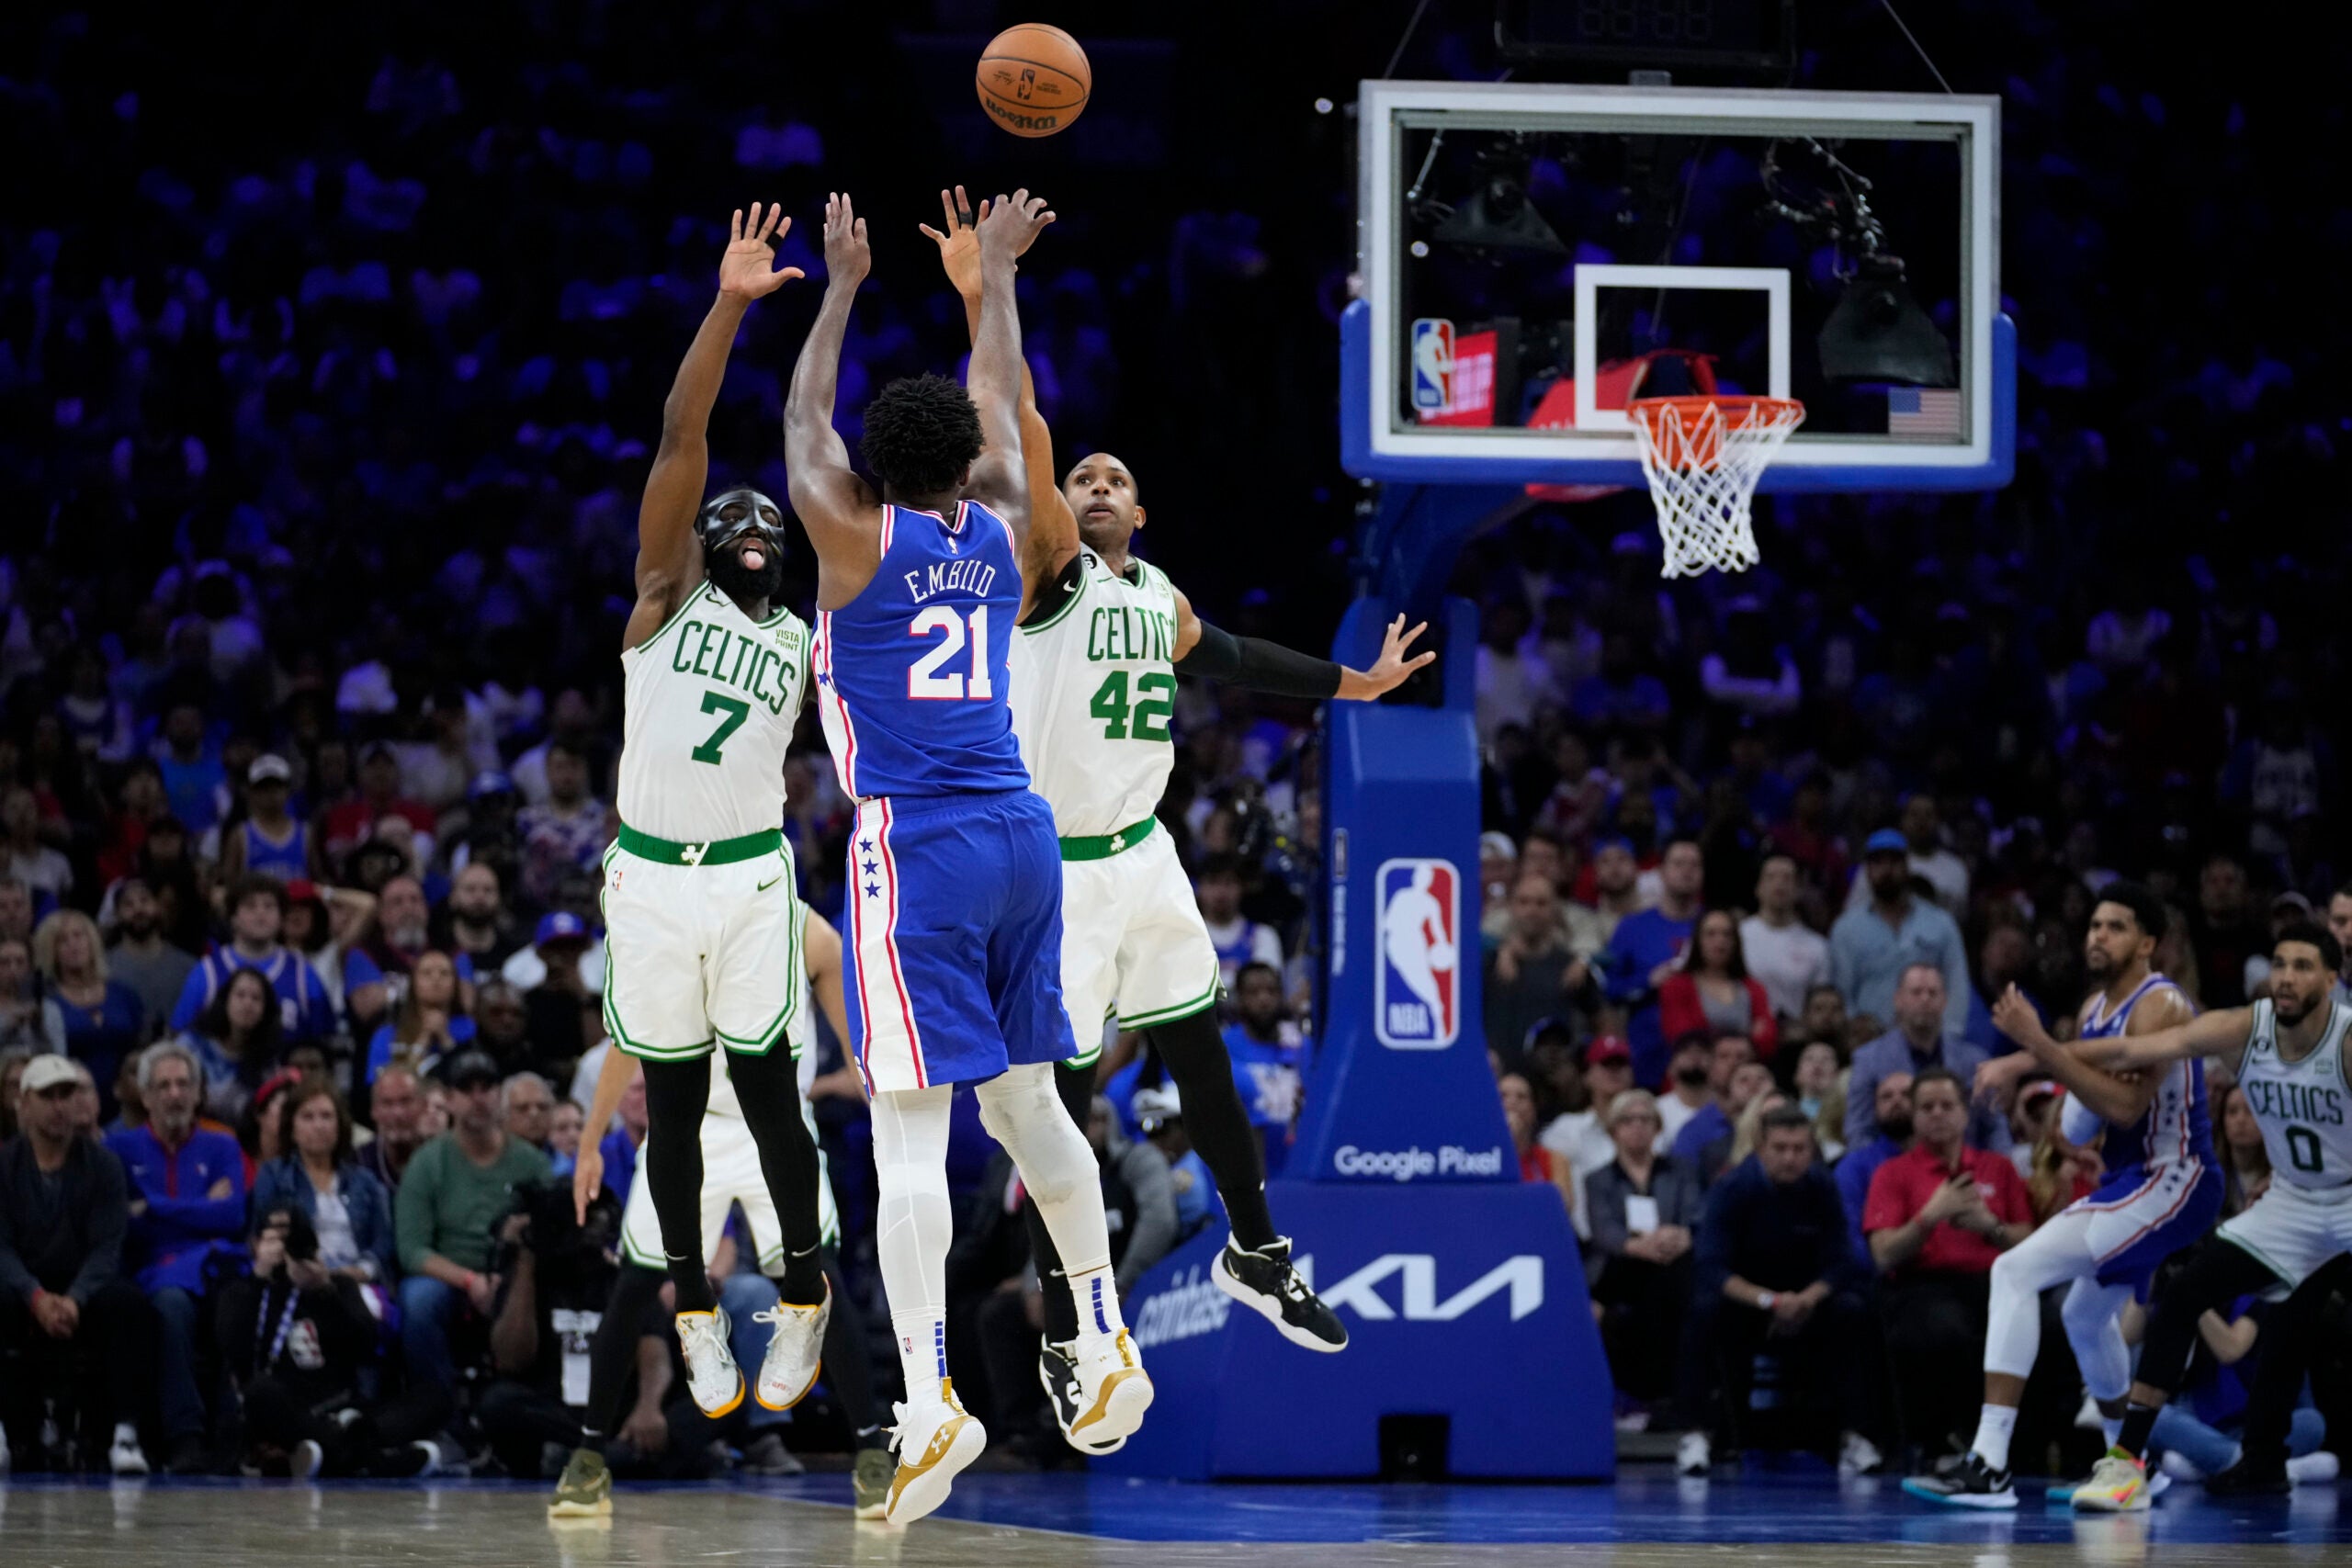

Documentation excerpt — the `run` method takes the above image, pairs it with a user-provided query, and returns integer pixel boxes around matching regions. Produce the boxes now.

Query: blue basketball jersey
[2081,974,2214,1171]
[813,501,1031,800]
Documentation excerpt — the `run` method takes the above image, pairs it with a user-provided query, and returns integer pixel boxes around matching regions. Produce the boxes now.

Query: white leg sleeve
[1984,1206,2103,1382]
[2062,1276,2137,1403]
[974,1062,1112,1279]
[871,1085,956,1404]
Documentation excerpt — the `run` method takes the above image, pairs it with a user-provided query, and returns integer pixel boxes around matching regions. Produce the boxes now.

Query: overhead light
[1817,255,1955,387]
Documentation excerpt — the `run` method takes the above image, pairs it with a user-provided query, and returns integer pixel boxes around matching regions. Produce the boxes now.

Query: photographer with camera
[218,1203,450,1478]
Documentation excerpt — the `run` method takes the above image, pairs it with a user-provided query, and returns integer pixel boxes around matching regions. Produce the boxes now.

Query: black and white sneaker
[1901,1450,2018,1509]
[1211,1236,1348,1352]
[1039,1337,1125,1455]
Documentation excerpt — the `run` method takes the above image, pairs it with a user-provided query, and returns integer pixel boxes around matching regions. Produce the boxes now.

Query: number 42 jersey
[813,501,1032,800]
[1008,547,1181,838]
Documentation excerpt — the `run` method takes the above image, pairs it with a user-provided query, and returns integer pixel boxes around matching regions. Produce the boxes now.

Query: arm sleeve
[69,1150,130,1303]
[1175,620,1343,701]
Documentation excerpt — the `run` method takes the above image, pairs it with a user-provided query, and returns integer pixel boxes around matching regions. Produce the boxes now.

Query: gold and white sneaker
[2072,1449,2153,1512]
[675,1307,745,1416]
[1067,1329,1153,1451]
[752,1279,831,1411]
[885,1379,987,1526]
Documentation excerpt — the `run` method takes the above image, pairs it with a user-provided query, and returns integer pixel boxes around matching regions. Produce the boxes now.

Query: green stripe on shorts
[1118,970,1223,1031]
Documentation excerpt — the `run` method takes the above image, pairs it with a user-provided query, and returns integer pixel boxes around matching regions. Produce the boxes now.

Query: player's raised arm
[785,192,885,604]
[964,189,1056,541]
[1169,583,1436,703]
[628,203,801,651]
[922,185,1078,612]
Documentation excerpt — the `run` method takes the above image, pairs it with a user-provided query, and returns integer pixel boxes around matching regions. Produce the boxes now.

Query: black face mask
[1878,1111,1914,1144]
[1675,1061,1710,1089]
[696,488,787,605]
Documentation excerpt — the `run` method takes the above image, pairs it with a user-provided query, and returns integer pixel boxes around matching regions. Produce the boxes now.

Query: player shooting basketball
[920,186,1432,1449]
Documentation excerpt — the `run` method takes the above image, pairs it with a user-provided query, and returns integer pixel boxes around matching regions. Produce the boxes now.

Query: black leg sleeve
[2119,1235,2286,1459]
[817,1250,885,1444]
[639,1055,718,1312]
[723,1046,826,1303]
[585,1263,668,1440]
[1148,1010,1277,1250]
[1023,1059,1098,1347]
[2240,1255,2352,1468]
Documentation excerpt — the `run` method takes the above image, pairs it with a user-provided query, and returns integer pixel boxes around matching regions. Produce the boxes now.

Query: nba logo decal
[1410,318,1454,412]
[1376,858,1459,1048]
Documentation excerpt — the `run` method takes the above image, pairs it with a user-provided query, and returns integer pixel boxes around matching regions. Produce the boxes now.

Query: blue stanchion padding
[1099,1179,1612,1480]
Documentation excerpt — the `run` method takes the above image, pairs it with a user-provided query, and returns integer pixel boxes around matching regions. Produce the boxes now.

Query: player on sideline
[1995,921,2352,1509]
[602,202,830,1425]
[550,903,894,1521]
[1903,883,2220,1509]
[919,187,1433,1434]
[785,189,1149,1525]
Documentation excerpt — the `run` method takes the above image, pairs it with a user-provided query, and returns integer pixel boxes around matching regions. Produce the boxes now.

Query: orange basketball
[975,23,1091,139]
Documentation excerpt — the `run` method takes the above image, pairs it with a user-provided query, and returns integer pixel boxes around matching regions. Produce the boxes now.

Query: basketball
[975,23,1091,139]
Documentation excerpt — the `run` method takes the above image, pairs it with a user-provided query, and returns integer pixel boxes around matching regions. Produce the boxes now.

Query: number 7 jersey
[813,501,1033,799]
[617,582,808,841]
[1008,547,1181,837]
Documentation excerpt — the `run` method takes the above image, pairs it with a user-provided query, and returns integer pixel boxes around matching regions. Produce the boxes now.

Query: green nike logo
[757,874,784,892]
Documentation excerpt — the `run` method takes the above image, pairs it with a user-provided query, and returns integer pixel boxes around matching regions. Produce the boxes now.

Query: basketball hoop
[1626,395,1805,578]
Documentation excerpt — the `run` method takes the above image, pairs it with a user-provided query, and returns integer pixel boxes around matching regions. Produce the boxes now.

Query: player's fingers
[777,267,806,282]
[919,224,945,244]
[1397,621,1429,648]
[939,188,956,228]
[1408,651,1435,669]
[774,215,791,243]
[763,206,784,242]
[731,208,744,243]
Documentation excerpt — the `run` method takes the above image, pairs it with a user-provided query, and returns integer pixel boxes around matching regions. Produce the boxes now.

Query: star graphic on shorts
[816,671,832,689]
[863,858,879,876]
[865,881,882,899]
[857,838,873,853]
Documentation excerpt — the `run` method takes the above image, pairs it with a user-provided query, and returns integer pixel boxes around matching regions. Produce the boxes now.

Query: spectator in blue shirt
[151,703,226,837]
[1828,830,1970,1041]
[1602,838,1704,1087]
[1670,1039,1770,1169]
[1222,962,1304,1174]
[1836,1068,1916,1262]
[168,875,336,1045]
[105,1040,249,1472]
[1841,964,2008,1155]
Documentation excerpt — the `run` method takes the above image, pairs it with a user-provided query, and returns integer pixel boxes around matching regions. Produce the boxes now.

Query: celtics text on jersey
[2236,998,2352,1190]
[618,582,808,843]
[1010,548,1181,838]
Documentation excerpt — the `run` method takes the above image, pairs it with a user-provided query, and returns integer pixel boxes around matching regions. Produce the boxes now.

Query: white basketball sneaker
[885,1379,987,1526]
[1066,1328,1153,1451]
[752,1279,831,1412]
[674,1307,745,1416]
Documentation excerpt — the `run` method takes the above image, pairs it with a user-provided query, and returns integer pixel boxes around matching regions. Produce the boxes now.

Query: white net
[1627,396,1805,578]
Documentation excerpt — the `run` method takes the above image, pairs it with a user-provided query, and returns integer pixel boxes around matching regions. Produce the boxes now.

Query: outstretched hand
[823,192,871,290]
[1991,985,2051,1055]
[1337,615,1436,701]
[919,185,983,298]
[718,202,804,300]
[975,187,1055,265]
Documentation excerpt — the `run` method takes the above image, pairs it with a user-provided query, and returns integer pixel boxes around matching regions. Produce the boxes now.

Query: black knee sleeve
[1149,1009,1276,1250]
[2138,1237,2283,1399]
[723,1046,826,1303]
[639,1055,717,1312]
[585,1264,668,1438]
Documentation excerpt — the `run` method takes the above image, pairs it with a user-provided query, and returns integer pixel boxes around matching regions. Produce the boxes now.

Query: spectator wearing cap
[1658,909,1780,1064]
[104,878,196,1040]
[279,876,374,1018]
[509,912,599,1070]
[1828,829,1970,1042]
[169,875,337,1044]
[0,931,66,1054]
[1583,1088,1705,1417]
[514,742,611,911]
[2,1054,156,1476]
[364,950,475,1083]
[216,754,312,886]
[1543,1034,1634,1175]
[1843,962,2007,1155]
[1862,1069,2034,1456]
[106,1040,250,1472]
[1600,838,1705,1087]
[2,785,73,903]
[322,745,435,870]
[1485,871,1589,1072]
[1476,831,1521,948]
[1741,854,1831,1023]
[433,862,523,972]
[1842,795,1969,917]
[1133,1084,1222,1240]
[392,1049,552,1393]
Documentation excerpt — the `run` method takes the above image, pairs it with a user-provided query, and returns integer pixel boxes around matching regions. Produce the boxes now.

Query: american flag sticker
[1887,387,1963,438]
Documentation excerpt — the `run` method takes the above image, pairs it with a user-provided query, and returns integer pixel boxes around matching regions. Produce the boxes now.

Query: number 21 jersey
[1008,547,1179,838]
[813,501,1031,799]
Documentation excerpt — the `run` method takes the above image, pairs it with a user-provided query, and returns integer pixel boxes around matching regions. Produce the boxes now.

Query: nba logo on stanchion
[1409,319,1453,412]
[1375,858,1458,1048]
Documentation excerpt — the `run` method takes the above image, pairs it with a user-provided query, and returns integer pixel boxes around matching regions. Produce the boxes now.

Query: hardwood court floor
[2,1467,2345,1566]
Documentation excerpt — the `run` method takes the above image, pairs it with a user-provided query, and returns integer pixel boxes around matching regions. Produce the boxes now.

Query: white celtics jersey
[1009,548,1179,837]
[2237,997,2352,1192]
[706,898,816,1121]
[617,582,808,842]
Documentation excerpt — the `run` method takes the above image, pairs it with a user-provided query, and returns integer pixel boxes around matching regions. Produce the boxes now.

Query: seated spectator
[1222,963,1304,1171]
[1838,1069,1916,1260]
[217,754,312,886]
[1678,1104,1881,1477]
[1792,1040,1844,1129]
[1501,1071,1576,1216]
[514,743,612,911]
[177,965,281,1126]
[1863,1070,2034,1459]
[1656,1032,1716,1146]
[472,979,536,1072]
[103,878,196,1038]
[394,1050,553,1393]
[1659,910,1781,1063]
[514,913,599,1069]
[503,1071,557,1153]
[435,863,524,974]
[1484,873,1588,1069]
[1741,854,1831,1022]
[1668,1032,1761,1166]
[282,877,373,1021]
[548,1099,587,1178]
[1578,835,1648,946]
[0,1055,155,1475]
[4,784,74,902]
[1133,1085,1222,1241]
[1844,963,2007,1153]
[106,1041,250,1473]
[216,1204,442,1479]
[1841,795,1970,916]
[1690,1068,1781,1187]
[1601,838,1703,1087]
[0,876,31,946]
[322,744,435,870]
[595,1068,650,1200]
[345,875,466,1032]
[1796,982,1851,1054]
[2216,1083,2272,1218]
[1530,1027,1623,1179]
[1196,854,1283,993]
[365,949,476,1083]
[250,1079,395,1285]
[1583,1089,1705,1422]
[35,909,146,1118]
[168,876,336,1045]
[1829,831,1970,1042]
[0,935,65,1053]
[357,1064,430,1192]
